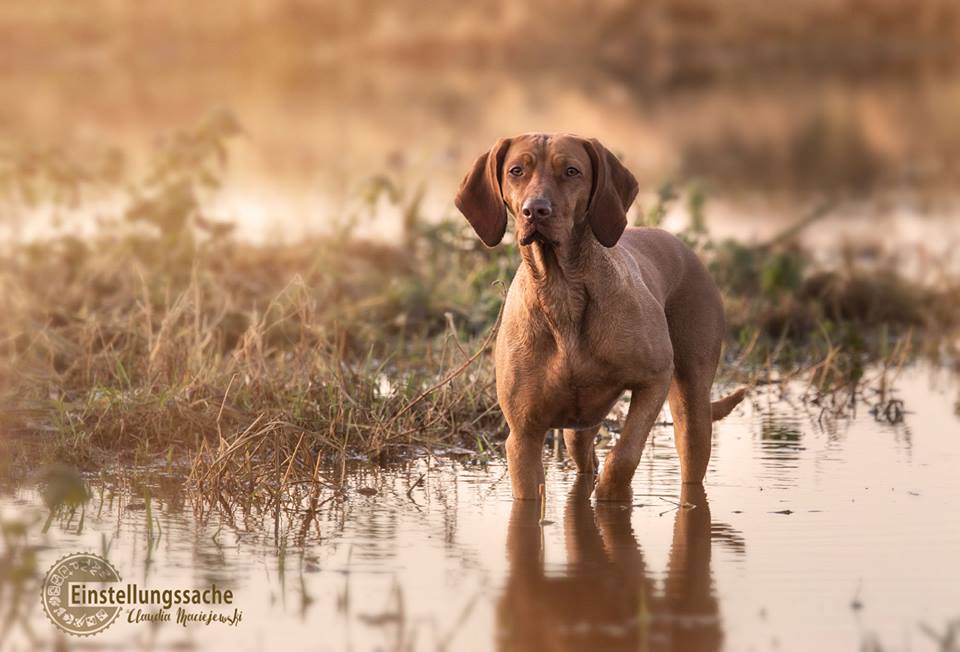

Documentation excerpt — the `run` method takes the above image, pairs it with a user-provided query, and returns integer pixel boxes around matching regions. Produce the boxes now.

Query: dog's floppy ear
[583,138,638,248]
[455,138,512,247]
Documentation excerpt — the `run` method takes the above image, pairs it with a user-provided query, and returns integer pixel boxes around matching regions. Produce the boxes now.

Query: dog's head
[455,133,638,249]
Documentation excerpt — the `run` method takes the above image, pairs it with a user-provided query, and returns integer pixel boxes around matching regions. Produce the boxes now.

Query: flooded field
[2,364,958,651]
[3,5,960,651]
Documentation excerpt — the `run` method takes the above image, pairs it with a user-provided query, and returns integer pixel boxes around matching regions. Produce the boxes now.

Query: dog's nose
[521,198,552,221]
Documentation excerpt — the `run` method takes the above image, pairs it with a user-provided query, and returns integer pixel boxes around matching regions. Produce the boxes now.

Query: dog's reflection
[497,479,729,651]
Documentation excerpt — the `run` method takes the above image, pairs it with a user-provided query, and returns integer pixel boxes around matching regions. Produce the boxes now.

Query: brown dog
[455,133,746,501]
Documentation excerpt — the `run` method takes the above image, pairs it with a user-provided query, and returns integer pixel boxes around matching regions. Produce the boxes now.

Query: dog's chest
[498,331,628,430]
[545,345,625,424]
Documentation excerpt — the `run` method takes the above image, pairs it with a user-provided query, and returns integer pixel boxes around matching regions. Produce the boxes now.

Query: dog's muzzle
[518,227,557,247]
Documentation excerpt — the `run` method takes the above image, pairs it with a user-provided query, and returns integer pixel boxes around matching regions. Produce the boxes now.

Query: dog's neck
[519,222,604,343]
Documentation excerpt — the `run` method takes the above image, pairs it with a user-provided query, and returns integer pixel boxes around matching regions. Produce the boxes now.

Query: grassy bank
[1,120,958,494]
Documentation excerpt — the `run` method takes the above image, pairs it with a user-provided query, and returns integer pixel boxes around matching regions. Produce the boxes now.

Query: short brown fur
[456,133,745,501]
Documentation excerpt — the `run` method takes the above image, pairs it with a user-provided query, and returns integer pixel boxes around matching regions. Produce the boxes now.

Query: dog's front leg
[595,372,672,501]
[505,428,547,500]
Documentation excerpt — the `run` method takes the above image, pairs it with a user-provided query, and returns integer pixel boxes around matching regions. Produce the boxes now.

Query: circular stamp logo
[41,552,123,637]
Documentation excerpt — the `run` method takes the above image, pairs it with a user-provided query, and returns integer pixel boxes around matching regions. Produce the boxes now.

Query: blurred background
[3,0,960,246]
[3,6,960,650]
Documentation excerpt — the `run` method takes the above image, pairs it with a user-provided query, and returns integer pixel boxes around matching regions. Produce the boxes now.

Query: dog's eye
[508,166,523,177]
[565,166,581,177]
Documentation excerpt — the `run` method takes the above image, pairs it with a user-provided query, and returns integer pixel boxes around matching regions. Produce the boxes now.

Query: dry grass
[2,220,955,483]
[0,231,508,474]
[0,120,958,495]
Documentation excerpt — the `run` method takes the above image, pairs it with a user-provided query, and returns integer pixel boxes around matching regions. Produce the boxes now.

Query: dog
[455,133,746,501]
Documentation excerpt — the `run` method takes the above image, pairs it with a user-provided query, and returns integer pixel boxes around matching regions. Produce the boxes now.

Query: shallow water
[2,364,959,651]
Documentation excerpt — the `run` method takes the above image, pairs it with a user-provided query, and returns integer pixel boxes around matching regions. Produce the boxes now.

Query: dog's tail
[710,387,748,421]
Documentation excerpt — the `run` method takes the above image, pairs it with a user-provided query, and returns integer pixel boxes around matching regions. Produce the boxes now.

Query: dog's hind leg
[563,426,600,475]
[668,373,715,484]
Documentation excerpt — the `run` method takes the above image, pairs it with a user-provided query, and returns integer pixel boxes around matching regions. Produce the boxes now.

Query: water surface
[1,364,959,651]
